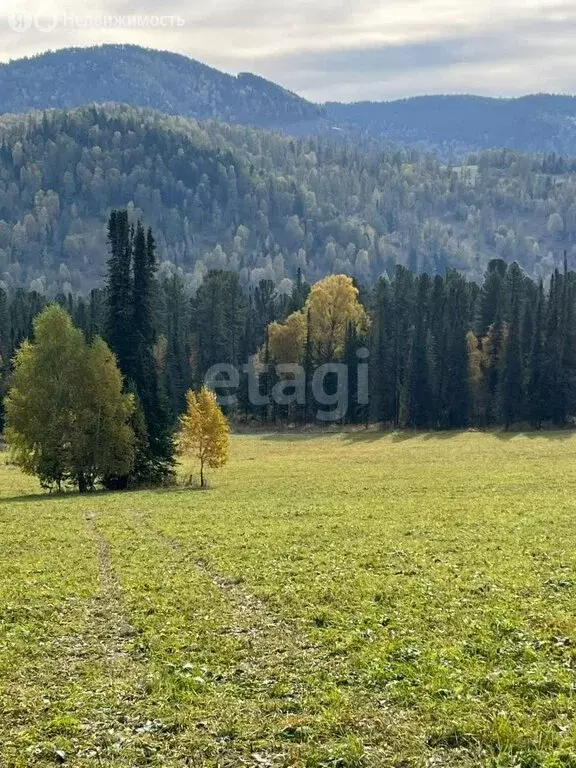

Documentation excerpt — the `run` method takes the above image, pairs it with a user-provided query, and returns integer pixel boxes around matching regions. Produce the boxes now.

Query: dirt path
[128,513,409,767]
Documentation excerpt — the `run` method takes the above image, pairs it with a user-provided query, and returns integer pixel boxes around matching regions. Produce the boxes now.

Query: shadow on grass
[491,429,575,442]
[0,483,211,505]
[347,428,576,444]
[0,487,124,505]
[255,427,576,444]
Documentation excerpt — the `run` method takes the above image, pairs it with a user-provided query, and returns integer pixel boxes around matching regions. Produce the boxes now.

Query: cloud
[0,0,575,101]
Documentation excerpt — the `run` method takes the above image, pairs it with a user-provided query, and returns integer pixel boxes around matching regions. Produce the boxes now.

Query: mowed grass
[2,432,576,767]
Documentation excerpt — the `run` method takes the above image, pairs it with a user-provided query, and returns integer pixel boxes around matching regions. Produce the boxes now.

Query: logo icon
[7,12,33,32]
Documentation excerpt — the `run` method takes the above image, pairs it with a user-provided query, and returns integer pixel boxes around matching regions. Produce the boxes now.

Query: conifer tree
[497,262,525,428]
[163,274,191,423]
[105,211,174,484]
[405,274,432,428]
[132,222,174,481]
[526,282,546,428]
[105,210,134,378]
[498,292,523,428]
[477,259,507,335]
[440,272,469,428]
[0,286,10,430]
[543,270,566,424]
[467,331,489,426]
[370,278,395,425]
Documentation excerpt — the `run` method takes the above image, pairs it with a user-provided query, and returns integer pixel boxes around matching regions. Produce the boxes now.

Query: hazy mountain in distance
[0,44,325,129]
[3,46,576,156]
[325,95,576,157]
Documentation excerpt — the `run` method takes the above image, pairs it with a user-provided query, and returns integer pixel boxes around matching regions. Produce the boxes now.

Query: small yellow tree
[177,387,230,487]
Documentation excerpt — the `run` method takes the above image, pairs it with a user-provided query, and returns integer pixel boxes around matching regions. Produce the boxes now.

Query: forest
[1,209,575,454]
[1,104,576,298]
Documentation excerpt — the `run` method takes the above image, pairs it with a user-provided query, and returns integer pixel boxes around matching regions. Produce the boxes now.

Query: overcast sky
[1,0,575,102]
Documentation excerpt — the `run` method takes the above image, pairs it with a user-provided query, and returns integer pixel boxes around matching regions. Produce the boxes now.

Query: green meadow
[2,432,576,767]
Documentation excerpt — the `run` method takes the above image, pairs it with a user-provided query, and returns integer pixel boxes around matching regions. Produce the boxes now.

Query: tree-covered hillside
[5,46,576,158]
[0,45,324,129]
[326,95,576,158]
[1,104,576,295]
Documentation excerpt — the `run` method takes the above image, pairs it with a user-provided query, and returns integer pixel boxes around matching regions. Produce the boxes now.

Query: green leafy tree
[5,305,134,491]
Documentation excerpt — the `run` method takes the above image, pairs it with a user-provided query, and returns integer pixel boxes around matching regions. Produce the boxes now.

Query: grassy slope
[1,432,576,767]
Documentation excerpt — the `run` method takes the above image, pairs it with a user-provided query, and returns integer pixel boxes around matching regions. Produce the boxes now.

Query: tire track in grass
[123,509,421,767]
[68,511,182,766]
[16,510,181,766]
[0,505,176,767]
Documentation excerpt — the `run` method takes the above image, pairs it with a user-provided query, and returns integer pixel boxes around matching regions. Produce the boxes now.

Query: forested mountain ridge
[0,45,325,129]
[4,46,576,157]
[325,95,576,158]
[2,103,576,295]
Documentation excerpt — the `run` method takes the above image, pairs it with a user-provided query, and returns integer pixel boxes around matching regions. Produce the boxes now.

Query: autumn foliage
[268,274,369,365]
[177,387,230,487]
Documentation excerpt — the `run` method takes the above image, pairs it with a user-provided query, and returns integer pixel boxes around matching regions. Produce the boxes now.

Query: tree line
[1,213,576,436]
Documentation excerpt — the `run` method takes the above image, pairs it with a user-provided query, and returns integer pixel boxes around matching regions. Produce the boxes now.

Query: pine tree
[476,258,507,335]
[498,292,523,428]
[428,275,446,428]
[405,274,432,428]
[542,270,566,424]
[131,223,174,481]
[105,210,134,378]
[289,268,310,314]
[105,212,174,484]
[440,272,469,428]
[392,267,415,427]
[526,282,546,428]
[344,321,369,425]
[0,285,10,430]
[467,331,489,426]
[370,277,396,425]
[163,274,191,423]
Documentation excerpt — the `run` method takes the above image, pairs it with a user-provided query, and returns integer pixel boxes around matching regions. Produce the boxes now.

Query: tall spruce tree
[105,211,174,484]
[370,277,395,425]
[131,223,174,480]
[498,263,525,428]
[498,297,523,428]
[526,281,546,428]
[543,270,566,424]
[440,272,469,428]
[105,210,134,378]
[405,274,432,428]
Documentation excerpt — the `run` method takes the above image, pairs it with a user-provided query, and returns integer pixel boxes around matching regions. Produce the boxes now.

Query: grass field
[2,432,576,767]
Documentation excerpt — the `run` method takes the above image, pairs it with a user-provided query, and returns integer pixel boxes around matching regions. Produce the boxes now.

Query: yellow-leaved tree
[267,310,307,365]
[177,387,230,487]
[268,274,369,365]
[307,274,369,361]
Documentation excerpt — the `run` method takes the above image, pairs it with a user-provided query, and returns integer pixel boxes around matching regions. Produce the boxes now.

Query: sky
[0,0,575,102]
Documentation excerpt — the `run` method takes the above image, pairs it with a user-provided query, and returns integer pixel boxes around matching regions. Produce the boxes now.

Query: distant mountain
[325,95,576,157]
[0,45,325,129]
[4,47,576,157]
